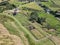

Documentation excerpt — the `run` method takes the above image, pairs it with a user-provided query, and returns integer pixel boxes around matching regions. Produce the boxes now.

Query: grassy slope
[0,13,55,45]
[14,13,55,45]
[19,2,43,11]
[52,0,60,6]
[41,0,60,11]
[38,11,60,34]
[0,0,58,45]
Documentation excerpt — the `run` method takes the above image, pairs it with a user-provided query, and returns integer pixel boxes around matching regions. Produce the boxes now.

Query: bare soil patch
[0,23,24,45]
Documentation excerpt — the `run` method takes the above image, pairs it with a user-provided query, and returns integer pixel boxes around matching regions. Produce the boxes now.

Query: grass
[9,0,27,7]
[3,18,29,45]
[1,14,36,45]
[37,38,55,45]
[3,22,20,36]
[38,11,60,34]
[52,0,60,6]
[41,0,60,11]
[19,2,43,11]
[14,13,55,45]
[0,35,14,45]
[14,13,44,39]
[0,0,59,44]
[0,13,56,45]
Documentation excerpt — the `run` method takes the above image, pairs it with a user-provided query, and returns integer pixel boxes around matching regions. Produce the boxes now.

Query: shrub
[0,1,16,13]
[29,11,38,22]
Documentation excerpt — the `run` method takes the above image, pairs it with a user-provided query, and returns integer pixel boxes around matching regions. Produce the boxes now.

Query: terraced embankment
[0,1,60,45]
[0,13,55,45]
[0,23,24,45]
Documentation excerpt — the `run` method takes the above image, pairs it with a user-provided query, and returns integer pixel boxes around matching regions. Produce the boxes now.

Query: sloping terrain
[0,0,60,45]
[20,2,43,11]
[0,23,24,45]
[41,0,60,11]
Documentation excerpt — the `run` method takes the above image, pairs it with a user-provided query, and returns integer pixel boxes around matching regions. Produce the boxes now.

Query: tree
[0,1,16,13]
[0,1,9,6]
[37,17,46,25]
[29,11,38,23]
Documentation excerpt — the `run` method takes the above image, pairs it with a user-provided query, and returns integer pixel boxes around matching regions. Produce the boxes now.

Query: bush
[0,1,9,6]
[38,12,60,32]
[29,11,38,22]
[37,17,46,25]
[0,1,16,13]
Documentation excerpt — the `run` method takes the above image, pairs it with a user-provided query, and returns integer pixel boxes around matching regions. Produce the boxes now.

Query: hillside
[0,0,60,45]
